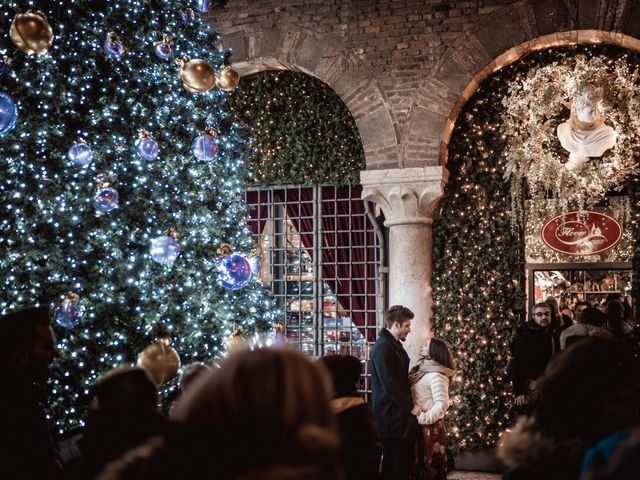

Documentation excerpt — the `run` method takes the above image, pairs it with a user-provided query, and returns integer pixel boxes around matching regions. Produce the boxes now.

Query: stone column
[361,166,448,364]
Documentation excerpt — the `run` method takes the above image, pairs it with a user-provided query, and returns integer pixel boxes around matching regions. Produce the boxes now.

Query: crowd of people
[510,294,635,410]
[504,294,639,480]
[0,299,637,480]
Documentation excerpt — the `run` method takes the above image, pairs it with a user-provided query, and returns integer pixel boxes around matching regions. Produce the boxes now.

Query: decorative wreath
[503,53,640,226]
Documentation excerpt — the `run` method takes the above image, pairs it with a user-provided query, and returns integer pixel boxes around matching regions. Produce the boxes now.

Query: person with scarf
[409,338,456,480]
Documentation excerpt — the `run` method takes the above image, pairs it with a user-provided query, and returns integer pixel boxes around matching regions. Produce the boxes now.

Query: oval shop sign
[541,211,622,256]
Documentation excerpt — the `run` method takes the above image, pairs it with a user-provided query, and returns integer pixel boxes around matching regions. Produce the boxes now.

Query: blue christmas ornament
[68,139,93,166]
[217,253,252,290]
[56,303,82,328]
[56,293,82,328]
[153,40,172,61]
[150,233,180,264]
[94,184,119,213]
[0,91,18,136]
[191,128,217,161]
[136,131,160,161]
[104,33,124,59]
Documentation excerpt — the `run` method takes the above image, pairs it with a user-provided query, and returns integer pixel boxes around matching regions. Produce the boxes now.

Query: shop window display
[533,268,632,309]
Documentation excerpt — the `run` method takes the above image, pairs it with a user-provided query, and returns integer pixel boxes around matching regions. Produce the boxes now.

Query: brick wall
[207,0,640,169]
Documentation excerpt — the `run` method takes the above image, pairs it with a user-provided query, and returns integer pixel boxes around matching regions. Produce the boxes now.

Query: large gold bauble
[179,58,215,93]
[136,339,181,386]
[10,11,54,55]
[215,66,240,92]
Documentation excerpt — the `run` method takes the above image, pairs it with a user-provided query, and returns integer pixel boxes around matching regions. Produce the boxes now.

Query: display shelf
[526,262,632,311]
[581,291,622,294]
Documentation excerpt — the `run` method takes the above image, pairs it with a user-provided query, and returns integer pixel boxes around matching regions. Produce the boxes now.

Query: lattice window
[246,185,382,394]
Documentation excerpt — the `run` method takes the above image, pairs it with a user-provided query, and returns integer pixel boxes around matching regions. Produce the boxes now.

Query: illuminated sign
[541,211,622,256]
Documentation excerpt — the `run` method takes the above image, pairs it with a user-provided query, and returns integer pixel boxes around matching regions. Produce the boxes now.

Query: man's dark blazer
[370,328,417,439]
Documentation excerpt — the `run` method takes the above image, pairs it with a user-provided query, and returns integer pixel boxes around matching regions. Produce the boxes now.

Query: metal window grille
[245,185,382,396]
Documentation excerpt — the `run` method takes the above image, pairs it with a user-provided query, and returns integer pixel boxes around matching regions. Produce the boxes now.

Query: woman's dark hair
[317,354,362,398]
[605,299,624,320]
[429,338,455,370]
[581,307,606,327]
[172,348,338,477]
[605,300,626,338]
[94,366,158,412]
[179,363,210,393]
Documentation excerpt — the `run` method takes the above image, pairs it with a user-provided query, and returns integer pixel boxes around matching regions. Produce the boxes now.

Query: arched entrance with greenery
[433,43,640,452]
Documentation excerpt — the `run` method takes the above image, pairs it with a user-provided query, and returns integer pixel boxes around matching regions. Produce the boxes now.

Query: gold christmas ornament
[136,338,181,386]
[10,11,54,55]
[216,243,233,256]
[164,227,180,241]
[215,66,240,92]
[224,328,248,355]
[176,56,215,93]
[153,34,172,51]
[61,291,80,306]
[94,174,112,193]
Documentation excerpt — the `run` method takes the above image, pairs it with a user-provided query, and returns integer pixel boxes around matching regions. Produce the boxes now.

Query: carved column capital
[360,167,449,227]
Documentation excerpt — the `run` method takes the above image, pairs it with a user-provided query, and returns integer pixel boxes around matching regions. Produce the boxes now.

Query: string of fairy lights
[0,0,277,433]
[432,44,640,452]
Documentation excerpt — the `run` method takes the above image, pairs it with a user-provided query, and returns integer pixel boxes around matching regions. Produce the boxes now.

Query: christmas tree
[0,0,276,434]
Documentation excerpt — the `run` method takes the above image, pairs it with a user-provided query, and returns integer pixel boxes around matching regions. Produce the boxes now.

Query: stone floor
[449,471,501,480]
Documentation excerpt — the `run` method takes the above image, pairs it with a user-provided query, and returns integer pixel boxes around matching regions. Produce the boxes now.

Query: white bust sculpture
[557,85,617,170]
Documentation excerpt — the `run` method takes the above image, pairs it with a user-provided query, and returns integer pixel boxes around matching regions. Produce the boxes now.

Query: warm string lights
[504,49,640,228]
[0,0,277,434]
[227,70,365,186]
[433,45,640,453]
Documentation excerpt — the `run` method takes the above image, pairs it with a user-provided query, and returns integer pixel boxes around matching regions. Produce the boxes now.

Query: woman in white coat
[409,338,456,480]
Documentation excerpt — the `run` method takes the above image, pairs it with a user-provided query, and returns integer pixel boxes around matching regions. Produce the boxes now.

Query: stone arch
[403,0,640,167]
[215,24,402,168]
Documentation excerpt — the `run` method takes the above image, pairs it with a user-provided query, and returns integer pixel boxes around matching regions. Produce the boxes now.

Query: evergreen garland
[228,70,365,186]
[433,45,639,453]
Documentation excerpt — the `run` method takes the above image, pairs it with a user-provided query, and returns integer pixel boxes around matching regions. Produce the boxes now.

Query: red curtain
[245,190,270,237]
[319,186,377,342]
[279,186,377,342]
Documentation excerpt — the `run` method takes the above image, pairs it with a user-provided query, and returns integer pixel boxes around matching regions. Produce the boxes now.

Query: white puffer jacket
[410,359,454,425]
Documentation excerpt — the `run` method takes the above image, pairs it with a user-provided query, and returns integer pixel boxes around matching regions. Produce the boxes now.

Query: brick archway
[403,0,640,167]
[213,24,401,167]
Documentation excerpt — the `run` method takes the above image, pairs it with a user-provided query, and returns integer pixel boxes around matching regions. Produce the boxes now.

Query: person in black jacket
[0,306,62,480]
[370,305,420,480]
[318,354,382,480]
[511,302,559,412]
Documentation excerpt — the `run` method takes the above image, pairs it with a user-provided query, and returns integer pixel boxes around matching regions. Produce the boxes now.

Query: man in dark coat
[511,302,559,411]
[370,305,420,480]
[0,306,62,479]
